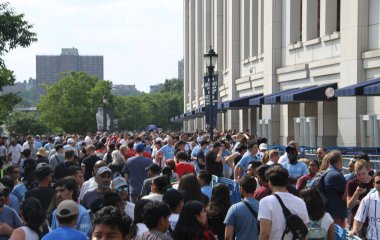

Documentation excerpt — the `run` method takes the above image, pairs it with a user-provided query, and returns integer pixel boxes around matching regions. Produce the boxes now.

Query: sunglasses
[115,186,129,193]
[375,181,380,185]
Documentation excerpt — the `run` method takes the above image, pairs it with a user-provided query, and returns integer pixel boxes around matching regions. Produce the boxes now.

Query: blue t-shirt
[201,185,212,200]
[122,156,152,195]
[236,154,260,177]
[282,161,308,180]
[12,183,27,202]
[224,198,259,240]
[51,204,92,237]
[8,193,20,214]
[159,145,175,160]
[0,205,23,240]
[191,145,200,158]
[42,226,87,240]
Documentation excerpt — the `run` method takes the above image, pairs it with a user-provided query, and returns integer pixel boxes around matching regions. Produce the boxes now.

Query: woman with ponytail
[10,197,50,240]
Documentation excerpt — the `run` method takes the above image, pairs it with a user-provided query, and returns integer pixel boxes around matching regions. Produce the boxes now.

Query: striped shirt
[354,191,380,240]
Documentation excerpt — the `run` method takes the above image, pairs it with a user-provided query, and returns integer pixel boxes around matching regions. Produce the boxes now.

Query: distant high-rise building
[178,59,184,80]
[112,84,140,96]
[36,48,103,93]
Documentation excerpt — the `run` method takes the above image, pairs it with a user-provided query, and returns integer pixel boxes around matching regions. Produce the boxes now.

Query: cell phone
[358,183,367,189]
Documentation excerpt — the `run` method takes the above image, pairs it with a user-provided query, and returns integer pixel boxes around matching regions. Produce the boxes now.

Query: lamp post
[203,45,218,140]
[102,95,107,132]
[8,112,12,141]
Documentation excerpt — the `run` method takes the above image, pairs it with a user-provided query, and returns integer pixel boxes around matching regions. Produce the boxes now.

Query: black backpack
[274,194,308,240]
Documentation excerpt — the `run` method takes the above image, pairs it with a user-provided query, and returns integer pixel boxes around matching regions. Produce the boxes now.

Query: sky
[3,0,183,93]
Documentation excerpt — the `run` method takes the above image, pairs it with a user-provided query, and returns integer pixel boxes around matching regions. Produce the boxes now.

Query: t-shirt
[175,162,195,179]
[312,212,334,232]
[258,192,309,240]
[140,177,154,197]
[9,144,22,164]
[254,185,272,201]
[278,153,289,164]
[0,205,23,240]
[122,156,152,195]
[42,226,87,240]
[346,177,373,225]
[282,161,308,181]
[82,189,106,209]
[224,197,260,240]
[354,190,380,240]
[25,186,54,212]
[236,154,260,177]
[205,151,223,177]
[159,145,175,160]
[201,186,212,200]
[54,161,80,180]
[81,155,101,181]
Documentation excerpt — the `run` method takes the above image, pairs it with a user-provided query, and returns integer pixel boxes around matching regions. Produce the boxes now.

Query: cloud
[3,0,183,92]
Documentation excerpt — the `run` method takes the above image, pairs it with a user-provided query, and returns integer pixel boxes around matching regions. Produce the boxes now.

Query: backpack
[274,194,308,240]
[307,220,327,240]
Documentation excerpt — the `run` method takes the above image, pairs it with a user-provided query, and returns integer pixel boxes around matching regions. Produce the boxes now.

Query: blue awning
[250,88,298,106]
[280,83,337,103]
[223,93,263,109]
[364,83,380,96]
[335,77,380,96]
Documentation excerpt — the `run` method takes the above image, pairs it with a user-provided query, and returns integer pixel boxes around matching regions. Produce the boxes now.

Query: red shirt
[346,177,373,225]
[296,174,312,192]
[254,185,271,201]
[124,149,136,160]
[176,162,195,178]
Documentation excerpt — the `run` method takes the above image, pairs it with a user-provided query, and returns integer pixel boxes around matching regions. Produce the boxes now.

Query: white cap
[259,143,267,151]
[67,138,75,144]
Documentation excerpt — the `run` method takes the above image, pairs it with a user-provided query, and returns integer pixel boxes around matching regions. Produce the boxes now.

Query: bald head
[93,160,106,175]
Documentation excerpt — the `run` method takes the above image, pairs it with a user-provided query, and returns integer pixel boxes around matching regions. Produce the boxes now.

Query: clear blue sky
[3,0,183,93]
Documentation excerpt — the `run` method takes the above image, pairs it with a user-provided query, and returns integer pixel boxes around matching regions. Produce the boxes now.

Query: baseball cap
[67,138,75,144]
[112,176,128,190]
[35,162,51,179]
[259,143,267,151]
[135,143,145,152]
[155,137,163,142]
[96,166,112,176]
[145,163,161,174]
[56,200,78,218]
[285,143,297,152]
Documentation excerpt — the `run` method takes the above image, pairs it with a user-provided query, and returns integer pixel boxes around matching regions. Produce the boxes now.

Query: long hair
[111,150,125,166]
[172,201,205,240]
[178,173,204,203]
[21,197,46,238]
[206,184,231,219]
[299,187,326,221]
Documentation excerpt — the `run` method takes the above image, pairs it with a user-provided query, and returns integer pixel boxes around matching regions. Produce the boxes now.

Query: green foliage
[0,2,37,120]
[5,111,49,137]
[159,78,183,94]
[38,72,113,133]
[0,2,37,66]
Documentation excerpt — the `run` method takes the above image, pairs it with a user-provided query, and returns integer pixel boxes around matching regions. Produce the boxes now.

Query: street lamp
[102,95,107,132]
[8,112,12,141]
[203,45,218,140]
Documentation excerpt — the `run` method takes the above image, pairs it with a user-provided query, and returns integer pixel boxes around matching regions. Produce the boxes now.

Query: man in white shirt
[258,165,309,240]
[78,160,105,202]
[350,171,380,240]
[8,140,22,165]
[278,141,300,164]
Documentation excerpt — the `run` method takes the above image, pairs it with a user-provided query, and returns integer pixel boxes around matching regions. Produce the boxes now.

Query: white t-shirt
[278,153,288,164]
[79,177,97,202]
[142,193,163,202]
[168,213,179,230]
[9,144,22,164]
[124,201,135,221]
[317,212,334,232]
[258,192,309,240]
[355,191,380,240]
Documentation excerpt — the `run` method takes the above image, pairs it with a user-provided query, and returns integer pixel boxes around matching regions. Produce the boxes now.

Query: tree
[0,2,37,120]
[5,111,49,137]
[38,72,113,133]
[160,78,183,94]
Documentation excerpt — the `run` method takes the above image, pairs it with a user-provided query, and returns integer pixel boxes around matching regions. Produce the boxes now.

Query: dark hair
[161,166,173,178]
[309,159,320,168]
[299,187,326,221]
[21,197,46,238]
[134,199,152,223]
[22,149,31,158]
[256,165,270,182]
[265,165,288,187]
[152,176,170,194]
[197,170,212,185]
[325,150,342,165]
[239,175,257,193]
[108,143,116,151]
[355,152,370,162]
[66,165,82,177]
[178,174,205,203]
[57,214,77,225]
[142,201,171,229]
[162,189,184,211]
[65,150,75,159]
[0,176,14,191]
[55,144,64,151]
[127,141,134,149]
[54,177,79,202]
[5,165,19,176]
[317,146,328,153]
[206,184,231,219]
[172,201,205,240]
[93,206,132,238]
[176,151,188,161]
[103,192,122,207]
[248,142,258,150]
[235,143,248,153]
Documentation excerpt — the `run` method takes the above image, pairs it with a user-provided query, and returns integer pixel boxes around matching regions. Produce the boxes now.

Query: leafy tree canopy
[38,72,113,133]
[5,111,49,137]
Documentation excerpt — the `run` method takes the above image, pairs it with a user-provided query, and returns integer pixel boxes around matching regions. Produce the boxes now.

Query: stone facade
[182,0,380,147]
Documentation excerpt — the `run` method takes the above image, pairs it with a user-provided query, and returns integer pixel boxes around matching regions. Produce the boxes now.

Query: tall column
[184,0,190,112]
[280,104,299,145]
[262,0,282,145]
[189,0,196,108]
[195,0,204,106]
[338,0,369,146]
[317,101,337,147]
[227,109,239,130]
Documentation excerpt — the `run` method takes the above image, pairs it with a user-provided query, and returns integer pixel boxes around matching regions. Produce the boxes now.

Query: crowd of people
[0,130,378,240]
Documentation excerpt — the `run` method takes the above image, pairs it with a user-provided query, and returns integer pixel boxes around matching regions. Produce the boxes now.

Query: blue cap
[135,143,145,153]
